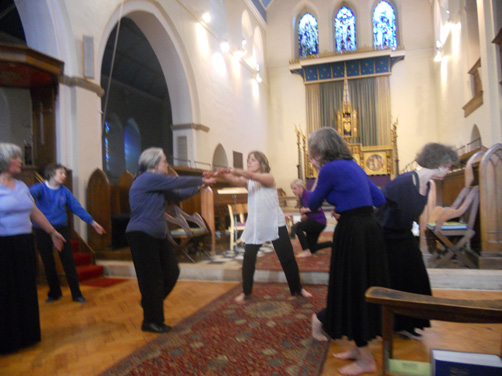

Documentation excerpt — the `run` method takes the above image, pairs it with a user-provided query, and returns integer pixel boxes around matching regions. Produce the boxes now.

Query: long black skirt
[0,234,41,354]
[319,206,389,345]
[384,234,431,332]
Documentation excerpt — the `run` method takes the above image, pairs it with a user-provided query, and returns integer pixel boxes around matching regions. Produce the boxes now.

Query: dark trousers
[126,231,180,325]
[34,226,82,300]
[293,219,331,253]
[242,226,302,296]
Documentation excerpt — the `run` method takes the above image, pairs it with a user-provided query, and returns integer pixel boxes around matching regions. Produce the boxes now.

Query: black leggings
[293,219,332,253]
[126,231,180,325]
[35,226,82,300]
[242,226,302,296]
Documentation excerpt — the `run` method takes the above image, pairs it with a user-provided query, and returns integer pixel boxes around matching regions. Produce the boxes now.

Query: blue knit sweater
[308,159,385,213]
[30,182,94,227]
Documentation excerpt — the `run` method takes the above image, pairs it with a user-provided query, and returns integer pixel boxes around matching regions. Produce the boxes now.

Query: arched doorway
[212,144,229,169]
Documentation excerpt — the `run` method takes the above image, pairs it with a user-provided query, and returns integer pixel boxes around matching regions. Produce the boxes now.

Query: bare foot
[333,347,359,360]
[338,359,377,375]
[300,288,313,298]
[311,313,328,341]
[296,250,312,258]
[234,293,246,303]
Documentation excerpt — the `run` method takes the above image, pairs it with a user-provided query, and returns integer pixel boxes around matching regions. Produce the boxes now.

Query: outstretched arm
[214,168,248,187]
[228,167,275,188]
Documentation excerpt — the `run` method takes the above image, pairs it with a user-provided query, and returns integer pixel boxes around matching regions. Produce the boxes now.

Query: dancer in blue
[126,147,216,333]
[30,163,105,303]
[307,128,389,375]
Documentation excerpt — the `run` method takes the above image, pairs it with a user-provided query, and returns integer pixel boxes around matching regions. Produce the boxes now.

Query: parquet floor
[1,281,501,376]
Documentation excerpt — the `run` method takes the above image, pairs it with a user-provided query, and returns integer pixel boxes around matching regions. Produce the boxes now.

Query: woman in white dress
[216,151,312,302]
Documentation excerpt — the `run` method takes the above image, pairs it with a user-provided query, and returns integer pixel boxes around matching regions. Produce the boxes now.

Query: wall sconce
[434,40,442,62]
[255,64,262,83]
[201,11,211,23]
[233,39,248,59]
[220,40,230,53]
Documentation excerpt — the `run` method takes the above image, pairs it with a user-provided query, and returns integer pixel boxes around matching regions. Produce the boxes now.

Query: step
[77,264,104,282]
[73,252,92,266]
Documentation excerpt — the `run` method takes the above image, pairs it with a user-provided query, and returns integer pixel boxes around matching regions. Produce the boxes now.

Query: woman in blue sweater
[30,164,105,304]
[126,148,216,333]
[307,128,389,376]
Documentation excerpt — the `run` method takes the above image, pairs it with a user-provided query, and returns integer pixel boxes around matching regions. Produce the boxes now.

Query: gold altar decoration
[336,73,359,140]
[296,119,398,179]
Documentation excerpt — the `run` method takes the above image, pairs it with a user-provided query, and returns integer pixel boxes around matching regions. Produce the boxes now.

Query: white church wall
[432,0,502,150]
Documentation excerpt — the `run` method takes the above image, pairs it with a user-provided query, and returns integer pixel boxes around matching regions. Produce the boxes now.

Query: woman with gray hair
[0,143,65,353]
[306,128,388,375]
[377,142,458,339]
[126,147,216,333]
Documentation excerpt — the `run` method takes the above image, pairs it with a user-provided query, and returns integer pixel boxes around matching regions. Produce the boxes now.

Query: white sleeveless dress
[240,180,286,245]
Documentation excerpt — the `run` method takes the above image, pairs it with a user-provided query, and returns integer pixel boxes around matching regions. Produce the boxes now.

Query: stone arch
[471,124,482,148]
[97,1,198,125]
[15,0,77,75]
[212,144,229,169]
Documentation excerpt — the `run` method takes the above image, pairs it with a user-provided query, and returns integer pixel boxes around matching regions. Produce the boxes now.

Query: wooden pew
[86,169,133,251]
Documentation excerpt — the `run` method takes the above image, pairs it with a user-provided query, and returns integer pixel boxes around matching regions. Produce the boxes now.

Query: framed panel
[363,151,387,175]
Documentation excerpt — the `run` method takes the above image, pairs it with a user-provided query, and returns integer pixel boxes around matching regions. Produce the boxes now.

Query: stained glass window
[298,13,319,58]
[373,1,397,50]
[334,6,356,52]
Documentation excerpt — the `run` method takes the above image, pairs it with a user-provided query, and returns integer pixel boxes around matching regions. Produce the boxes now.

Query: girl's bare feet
[234,293,246,303]
[311,313,328,341]
[296,250,312,258]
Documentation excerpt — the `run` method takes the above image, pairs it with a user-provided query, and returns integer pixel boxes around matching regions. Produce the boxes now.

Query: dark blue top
[377,171,429,239]
[126,172,202,239]
[301,189,326,225]
[30,182,94,227]
[308,159,385,213]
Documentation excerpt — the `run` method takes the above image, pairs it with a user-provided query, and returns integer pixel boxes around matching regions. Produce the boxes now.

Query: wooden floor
[1,280,501,376]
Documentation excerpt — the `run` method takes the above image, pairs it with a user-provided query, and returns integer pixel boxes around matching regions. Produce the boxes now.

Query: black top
[377,171,429,239]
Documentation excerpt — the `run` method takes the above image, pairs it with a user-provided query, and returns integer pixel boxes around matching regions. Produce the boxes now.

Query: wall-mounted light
[434,40,442,62]
[255,64,262,83]
[201,11,211,23]
[220,40,230,53]
[232,39,248,59]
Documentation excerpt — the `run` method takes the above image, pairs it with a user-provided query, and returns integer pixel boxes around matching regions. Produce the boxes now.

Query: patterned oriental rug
[256,233,333,273]
[100,283,329,376]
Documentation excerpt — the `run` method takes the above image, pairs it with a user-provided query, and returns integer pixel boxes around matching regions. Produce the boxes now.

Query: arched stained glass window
[298,13,319,58]
[334,6,356,52]
[373,1,397,50]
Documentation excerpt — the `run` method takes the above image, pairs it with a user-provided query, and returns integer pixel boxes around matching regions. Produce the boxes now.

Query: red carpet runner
[100,283,329,376]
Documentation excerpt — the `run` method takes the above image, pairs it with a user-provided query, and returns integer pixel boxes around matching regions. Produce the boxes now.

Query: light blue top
[0,179,34,236]
[30,182,94,227]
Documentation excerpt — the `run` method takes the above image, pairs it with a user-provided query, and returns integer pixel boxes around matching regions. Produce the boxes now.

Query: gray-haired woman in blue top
[126,147,216,333]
